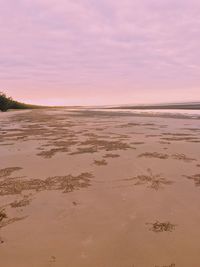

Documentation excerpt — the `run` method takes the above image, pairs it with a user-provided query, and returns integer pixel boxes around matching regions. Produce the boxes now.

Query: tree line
[0,92,41,112]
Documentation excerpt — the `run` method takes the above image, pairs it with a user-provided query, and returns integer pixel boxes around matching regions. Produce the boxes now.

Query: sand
[0,108,200,267]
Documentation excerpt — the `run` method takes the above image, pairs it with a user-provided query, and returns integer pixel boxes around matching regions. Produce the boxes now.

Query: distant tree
[0,92,13,111]
[0,91,42,111]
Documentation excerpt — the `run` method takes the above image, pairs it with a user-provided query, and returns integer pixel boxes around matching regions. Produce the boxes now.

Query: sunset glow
[1,0,200,105]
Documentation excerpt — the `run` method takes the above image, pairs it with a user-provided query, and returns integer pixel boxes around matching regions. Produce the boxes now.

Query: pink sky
[0,0,200,105]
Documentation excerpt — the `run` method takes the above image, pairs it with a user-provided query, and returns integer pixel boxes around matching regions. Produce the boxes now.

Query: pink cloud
[0,0,200,105]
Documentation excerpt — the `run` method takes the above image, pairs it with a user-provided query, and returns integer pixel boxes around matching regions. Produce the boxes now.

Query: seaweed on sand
[125,169,173,190]
[184,173,200,186]
[171,153,196,163]
[155,264,175,267]
[0,209,7,222]
[0,173,93,196]
[138,152,169,159]
[147,221,176,233]
[0,167,22,178]
[94,159,108,166]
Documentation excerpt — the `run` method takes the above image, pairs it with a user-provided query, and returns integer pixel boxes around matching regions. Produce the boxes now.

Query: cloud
[0,0,200,104]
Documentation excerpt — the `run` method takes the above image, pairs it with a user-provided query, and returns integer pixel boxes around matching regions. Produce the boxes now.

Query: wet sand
[0,108,200,267]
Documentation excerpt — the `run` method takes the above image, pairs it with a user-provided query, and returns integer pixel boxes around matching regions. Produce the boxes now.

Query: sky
[0,0,200,106]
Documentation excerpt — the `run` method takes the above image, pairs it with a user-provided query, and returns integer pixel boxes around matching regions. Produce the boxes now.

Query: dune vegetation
[0,92,42,112]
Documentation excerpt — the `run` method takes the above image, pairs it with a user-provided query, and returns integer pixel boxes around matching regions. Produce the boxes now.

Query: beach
[0,108,200,267]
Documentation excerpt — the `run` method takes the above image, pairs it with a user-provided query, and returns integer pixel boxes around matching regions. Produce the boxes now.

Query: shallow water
[98,108,200,119]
